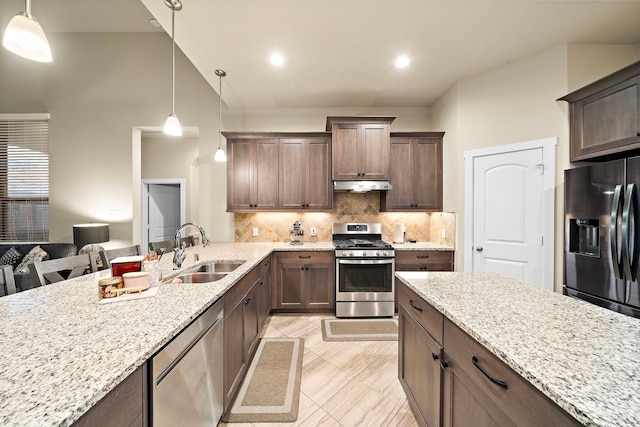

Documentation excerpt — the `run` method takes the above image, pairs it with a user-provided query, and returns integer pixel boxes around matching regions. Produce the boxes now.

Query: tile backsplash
[234,192,455,246]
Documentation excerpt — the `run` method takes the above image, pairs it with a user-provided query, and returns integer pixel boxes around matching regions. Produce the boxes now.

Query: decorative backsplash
[234,192,455,246]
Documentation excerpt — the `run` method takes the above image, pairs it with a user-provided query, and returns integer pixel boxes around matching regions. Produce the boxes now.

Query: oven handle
[337,259,394,265]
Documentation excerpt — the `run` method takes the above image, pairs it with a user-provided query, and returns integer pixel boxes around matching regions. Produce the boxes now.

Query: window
[0,114,49,241]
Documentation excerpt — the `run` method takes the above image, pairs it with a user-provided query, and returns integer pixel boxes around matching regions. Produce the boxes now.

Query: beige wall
[432,43,640,292]
[0,32,230,248]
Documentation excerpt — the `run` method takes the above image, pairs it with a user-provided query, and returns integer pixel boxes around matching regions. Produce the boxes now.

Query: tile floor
[219,314,419,427]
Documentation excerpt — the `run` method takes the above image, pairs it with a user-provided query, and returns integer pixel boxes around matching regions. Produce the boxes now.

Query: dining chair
[99,245,142,270]
[28,253,98,287]
[0,265,16,296]
[149,239,175,255]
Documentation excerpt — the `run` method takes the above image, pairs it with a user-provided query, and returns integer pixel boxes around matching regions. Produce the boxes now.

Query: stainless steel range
[333,223,395,317]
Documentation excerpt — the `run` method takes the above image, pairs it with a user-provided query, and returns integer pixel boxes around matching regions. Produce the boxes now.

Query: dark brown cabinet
[226,137,279,211]
[398,292,443,427]
[223,265,262,410]
[327,116,395,181]
[73,364,147,427]
[279,137,332,210]
[382,133,444,211]
[273,251,335,312]
[397,281,582,427]
[256,255,272,329]
[559,60,640,161]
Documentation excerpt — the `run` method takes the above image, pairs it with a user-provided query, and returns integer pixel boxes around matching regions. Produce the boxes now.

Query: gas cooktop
[333,238,393,249]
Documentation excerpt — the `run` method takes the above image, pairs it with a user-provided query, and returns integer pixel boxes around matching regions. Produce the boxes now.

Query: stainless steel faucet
[173,222,210,269]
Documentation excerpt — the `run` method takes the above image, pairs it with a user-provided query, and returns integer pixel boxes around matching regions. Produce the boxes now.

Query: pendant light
[163,0,183,136]
[214,69,227,162]
[2,0,52,63]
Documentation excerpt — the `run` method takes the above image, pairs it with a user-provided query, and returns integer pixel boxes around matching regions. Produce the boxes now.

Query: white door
[465,138,556,291]
[148,183,181,245]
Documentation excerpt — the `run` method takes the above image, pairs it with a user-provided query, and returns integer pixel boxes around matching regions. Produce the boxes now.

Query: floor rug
[321,318,398,341]
[223,337,304,423]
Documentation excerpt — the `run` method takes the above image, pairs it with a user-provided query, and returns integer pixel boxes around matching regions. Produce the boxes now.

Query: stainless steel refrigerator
[564,157,640,318]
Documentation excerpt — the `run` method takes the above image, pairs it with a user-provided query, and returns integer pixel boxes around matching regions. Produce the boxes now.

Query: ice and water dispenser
[568,219,600,257]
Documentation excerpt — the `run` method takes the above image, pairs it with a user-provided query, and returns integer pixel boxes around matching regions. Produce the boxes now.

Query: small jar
[99,277,123,299]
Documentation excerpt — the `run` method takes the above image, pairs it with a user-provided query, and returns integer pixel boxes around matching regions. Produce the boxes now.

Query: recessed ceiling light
[395,55,410,69]
[270,53,285,67]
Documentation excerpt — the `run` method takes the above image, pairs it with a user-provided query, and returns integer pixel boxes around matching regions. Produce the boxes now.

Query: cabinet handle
[431,352,439,361]
[244,298,251,305]
[409,299,423,312]
[472,356,508,389]
[299,255,311,259]
[440,360,449,369]
[417,255,430,259]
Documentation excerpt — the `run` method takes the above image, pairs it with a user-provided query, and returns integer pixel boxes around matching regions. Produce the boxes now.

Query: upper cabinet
[326,116,395,180]
[225,132,332,212]
[381,132,444,211]
[559,61,640,161]
[279,137,332,210]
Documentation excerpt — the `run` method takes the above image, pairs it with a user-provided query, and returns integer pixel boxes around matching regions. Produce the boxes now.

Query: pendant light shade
[163,0,182,136]
[214,69,227,162]
[2,0,52,63]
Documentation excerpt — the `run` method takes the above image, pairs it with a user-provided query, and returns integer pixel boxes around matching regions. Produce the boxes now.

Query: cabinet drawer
[443,319,581,426]
[276,251,334,264]
[224,266,259,314]
[397,281,443,344]
[396,250,453,265]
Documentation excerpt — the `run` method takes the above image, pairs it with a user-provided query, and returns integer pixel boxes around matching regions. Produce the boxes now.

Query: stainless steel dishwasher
[151,298,224,427]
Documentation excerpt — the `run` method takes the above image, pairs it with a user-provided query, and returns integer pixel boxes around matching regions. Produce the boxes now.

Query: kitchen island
[396,271,640,427]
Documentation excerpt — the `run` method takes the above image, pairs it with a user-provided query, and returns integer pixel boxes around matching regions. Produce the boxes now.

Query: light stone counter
[0,242,335,427]
[395,271,640,427]
[392,242,454,251]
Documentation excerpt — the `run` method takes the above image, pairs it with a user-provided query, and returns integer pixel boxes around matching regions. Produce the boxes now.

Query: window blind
[0,115,49,242]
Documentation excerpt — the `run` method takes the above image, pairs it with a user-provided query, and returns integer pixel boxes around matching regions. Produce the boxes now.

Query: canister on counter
[111,255,144,277]
[99,276,123,298]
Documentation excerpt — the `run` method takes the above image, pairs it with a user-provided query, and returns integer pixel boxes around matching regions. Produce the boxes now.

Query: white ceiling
[3,0,640,110]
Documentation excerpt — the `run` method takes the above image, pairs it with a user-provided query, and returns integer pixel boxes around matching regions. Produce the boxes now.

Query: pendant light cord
[218,73,222,148]
[171,8,176,116]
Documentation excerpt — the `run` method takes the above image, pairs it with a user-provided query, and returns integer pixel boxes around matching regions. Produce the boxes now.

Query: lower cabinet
[395,250,453,312]
[223,258,272,411]
[73,364,147,427]
[398,281,582,427]
[273,251,335,312]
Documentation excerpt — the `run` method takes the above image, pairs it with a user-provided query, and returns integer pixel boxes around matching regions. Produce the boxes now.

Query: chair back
[149,239,174,255]
[0,265,16,296]
[179,236,195,248]
[99,245,142,269]
[28,253,98,287]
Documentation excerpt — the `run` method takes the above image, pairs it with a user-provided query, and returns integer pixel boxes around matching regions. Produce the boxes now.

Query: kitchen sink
[197,262,244,273]
[176,272,228,284]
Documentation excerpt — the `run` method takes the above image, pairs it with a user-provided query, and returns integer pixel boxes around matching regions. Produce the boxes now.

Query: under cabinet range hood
[333,181,392,192]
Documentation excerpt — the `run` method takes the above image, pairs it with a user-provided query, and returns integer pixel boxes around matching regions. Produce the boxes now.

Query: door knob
[475,246,483,252]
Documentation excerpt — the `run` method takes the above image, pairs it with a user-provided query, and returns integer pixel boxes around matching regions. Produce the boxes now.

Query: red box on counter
[111,255,144,277]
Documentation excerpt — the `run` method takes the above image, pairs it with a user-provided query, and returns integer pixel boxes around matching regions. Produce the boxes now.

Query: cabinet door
[571,76,640,161]
[243,285,259,360]
[361,123,390,180]
[276,261,305,309]
[256,271,271,330]
[223,302,245,410]
[254,140,279,209]
[307,262,335,309]
[279,139,306,209]
[386,138,414,209]
[399,307,442,427]
[227,140,253,210]
[332,124,360,180]
[413,138,442,210]
[306,138,332,210]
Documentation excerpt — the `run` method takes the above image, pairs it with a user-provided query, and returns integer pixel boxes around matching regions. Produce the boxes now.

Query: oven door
[336,258,394,302]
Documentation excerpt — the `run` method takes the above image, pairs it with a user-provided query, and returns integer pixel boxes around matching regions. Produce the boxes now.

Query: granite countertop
[0,240,450,426]
[395,271,640,427]
[392,242,454,251]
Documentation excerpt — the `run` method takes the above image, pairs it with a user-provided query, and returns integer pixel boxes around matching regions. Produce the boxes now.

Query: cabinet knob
[244,298,251,305]
[431,352,439,361]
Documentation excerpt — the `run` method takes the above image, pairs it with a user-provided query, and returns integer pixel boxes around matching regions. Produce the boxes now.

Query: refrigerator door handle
[622,183,638,282]
[611,184,624,280]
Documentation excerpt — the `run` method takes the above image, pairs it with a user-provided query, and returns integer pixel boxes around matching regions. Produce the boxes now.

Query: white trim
[464,137,557,291]
[141,179,186,253]
[0,113,50,120]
